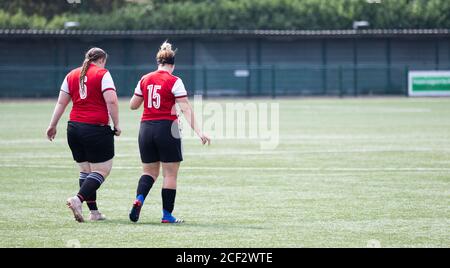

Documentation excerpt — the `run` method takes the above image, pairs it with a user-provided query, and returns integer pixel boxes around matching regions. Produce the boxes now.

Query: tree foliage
[0,0,127,18]
[0,0,449,30]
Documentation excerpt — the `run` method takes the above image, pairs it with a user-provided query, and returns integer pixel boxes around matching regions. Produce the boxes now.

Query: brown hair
[156,41,176,65]
[79,47,107,94]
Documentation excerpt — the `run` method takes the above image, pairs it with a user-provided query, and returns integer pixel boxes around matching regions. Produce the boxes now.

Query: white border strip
[1,163,449,172]
[409,70,450,97]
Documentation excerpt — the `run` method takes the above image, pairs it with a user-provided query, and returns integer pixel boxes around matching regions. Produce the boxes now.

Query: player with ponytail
[46,47,121,222]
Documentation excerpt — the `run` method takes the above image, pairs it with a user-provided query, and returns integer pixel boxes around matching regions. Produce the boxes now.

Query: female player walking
[128,41,210,223]
[46,47,121,223]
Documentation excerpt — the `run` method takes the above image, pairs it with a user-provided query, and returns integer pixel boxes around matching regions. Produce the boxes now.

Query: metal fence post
[256,40,262,96]
[246,68,251,98]
[53,40,60,94]
[191,39,197,95]
[353,39,358,97]
[191,66,196,95]
[257,66,262,96]
[435,41,440,70]
[386,65,392,94]
[322,39,328,95]
[246,43,251,97]
[339,65,344,98]
[404,65,409,96]
[203,66,208,99]
[271,65,276,99]
[386,39,392,94]
[354,65,358,97]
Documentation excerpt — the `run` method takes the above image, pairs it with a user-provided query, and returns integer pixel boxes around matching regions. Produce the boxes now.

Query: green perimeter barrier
[0,64,431,98]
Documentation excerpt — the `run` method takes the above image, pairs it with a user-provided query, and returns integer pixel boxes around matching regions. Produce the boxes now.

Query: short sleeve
[171,78,187,98]
[134,79,143,97]
[60,75,70,94]
[101,71,116,92]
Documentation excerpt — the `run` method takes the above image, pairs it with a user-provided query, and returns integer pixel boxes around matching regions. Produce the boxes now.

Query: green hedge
[1,0,450,30]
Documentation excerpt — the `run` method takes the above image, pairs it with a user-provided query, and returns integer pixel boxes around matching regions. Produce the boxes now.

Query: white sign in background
[408,70,450,97]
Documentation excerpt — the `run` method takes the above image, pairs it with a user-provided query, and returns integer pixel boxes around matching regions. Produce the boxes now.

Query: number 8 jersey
[134,70,187,121]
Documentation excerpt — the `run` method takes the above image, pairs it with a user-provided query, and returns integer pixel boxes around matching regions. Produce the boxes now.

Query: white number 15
[147,85,161,109]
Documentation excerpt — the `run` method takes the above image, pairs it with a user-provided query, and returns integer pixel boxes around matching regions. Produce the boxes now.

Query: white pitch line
[1,147,450,159]
[0,163,449,172]
[2,135,450,145]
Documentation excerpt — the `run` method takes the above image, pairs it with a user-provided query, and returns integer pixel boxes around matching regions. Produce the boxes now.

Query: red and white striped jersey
[134,70,187,121]
[61,64,116,125]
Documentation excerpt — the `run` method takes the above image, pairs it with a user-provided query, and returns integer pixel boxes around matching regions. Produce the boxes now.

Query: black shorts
[67,121,115,163]
[139,120,183,163]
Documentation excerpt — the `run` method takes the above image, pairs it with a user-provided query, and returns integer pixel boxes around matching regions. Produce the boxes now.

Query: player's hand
[113,126,122,136]
[199,133,211,145]
[46,125,57,141]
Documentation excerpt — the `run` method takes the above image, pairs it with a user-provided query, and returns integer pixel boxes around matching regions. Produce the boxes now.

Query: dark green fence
[0,64,428,98]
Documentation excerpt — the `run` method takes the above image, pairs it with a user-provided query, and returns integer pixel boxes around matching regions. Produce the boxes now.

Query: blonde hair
[156,41,176,65]
[79,47,107,94]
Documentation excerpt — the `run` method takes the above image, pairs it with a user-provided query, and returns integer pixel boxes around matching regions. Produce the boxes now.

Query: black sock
[161,188,176,213]
[78,172,88,187]
[136,175,155,201]
[77,172,104,203]
[86,200,98,211]
[79,172,98,210]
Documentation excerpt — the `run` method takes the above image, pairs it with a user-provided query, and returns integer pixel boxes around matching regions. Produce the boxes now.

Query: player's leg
[84,159,113,220]
[158,120,183,223]
[69,159,112,222]
[67,123,114,222]
[66,122,87,222]
[129,162,160,222]
[78,162,90,190]
[77,161,100,214]
[137,162,160,203]
[78,159,112,204]
[83,125,114,221]
[161,162,183,223]
[129,121,160,222]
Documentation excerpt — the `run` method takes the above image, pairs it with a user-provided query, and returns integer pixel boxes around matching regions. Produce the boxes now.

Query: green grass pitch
[0,97,449,247]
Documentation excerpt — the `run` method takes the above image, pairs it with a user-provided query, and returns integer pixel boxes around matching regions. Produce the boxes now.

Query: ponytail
[156,41,176,65]
[79,47,108,95]
[79,58,91,94]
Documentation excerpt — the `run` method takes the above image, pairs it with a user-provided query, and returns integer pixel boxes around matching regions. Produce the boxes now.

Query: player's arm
[103,90,121,136]
[46,91,71,141]
[130,79,144,110]
[176,97,210,145]
[130,94,143,110]
[102,71,121,136]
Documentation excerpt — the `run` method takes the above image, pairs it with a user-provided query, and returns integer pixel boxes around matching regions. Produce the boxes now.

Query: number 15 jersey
[134,70,187,122]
